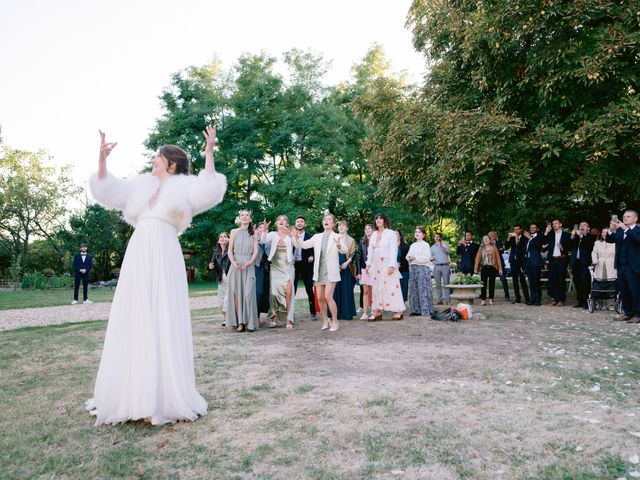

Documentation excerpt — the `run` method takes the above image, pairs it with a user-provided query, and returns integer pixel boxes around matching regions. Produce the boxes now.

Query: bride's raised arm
[186,124,227,216]
[90,130,129,211]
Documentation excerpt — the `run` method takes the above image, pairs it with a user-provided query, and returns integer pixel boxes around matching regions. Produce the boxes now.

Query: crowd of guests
[208,209,640,332]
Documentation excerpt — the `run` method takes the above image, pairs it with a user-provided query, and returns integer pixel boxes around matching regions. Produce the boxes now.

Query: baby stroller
[587,266,621,314]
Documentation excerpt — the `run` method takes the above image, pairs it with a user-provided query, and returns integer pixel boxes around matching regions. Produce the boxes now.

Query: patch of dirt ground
[2,298,640,479]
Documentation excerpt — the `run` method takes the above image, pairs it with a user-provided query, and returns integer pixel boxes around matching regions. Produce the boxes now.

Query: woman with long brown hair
[86,125,226,425]
[357,223,374,320]
[227,210,259,331]
[366,213,405,321]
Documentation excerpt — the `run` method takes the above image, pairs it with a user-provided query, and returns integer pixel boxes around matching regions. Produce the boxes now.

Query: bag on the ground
[431,303,473,322]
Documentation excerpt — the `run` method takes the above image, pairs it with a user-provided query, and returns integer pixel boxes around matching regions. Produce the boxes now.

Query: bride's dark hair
[158,145,191,175]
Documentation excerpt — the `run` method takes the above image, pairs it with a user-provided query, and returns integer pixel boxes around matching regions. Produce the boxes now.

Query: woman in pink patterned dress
[365,213,406,321]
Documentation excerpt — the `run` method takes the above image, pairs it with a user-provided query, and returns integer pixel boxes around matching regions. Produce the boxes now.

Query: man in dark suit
[543,218,572,306]
[606,210,640,322]
[569,221,596,309]
[505,224,529,304]
[293,216,317,320]
[72,243,93,304]
[456,230,480,275]
[523,223,544,306]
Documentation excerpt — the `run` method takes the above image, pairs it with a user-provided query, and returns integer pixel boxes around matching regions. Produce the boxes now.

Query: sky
[0,0,425,188]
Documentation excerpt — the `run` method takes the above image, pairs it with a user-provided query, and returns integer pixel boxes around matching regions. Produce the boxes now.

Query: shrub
[21,272,74,289]
[451,273,482,285]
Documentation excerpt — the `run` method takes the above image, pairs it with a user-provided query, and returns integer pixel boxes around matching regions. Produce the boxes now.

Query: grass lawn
[1,301,640,478]
[0,282,218,310]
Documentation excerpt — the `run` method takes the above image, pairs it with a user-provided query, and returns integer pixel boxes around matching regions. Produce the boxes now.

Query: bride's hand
[99,130,117,160]
[203,125,217,151]
[241,261,253,270]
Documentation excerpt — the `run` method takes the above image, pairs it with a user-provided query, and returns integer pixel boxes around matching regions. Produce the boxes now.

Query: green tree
[61,204,133,281]
[359,0,640,233]
[0,147,80,261]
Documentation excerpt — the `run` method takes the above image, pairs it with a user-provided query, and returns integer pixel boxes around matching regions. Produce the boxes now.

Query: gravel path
[0,296,216,331]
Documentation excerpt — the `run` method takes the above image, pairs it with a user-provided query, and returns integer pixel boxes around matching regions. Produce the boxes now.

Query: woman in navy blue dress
[332,220,358,320]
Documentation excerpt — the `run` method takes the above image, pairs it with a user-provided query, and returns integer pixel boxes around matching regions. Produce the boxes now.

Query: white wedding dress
[86,171,226,425]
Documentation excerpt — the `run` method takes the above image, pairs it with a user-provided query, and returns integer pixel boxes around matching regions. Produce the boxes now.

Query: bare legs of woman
[317,283,339,332]
[360,285,371,320]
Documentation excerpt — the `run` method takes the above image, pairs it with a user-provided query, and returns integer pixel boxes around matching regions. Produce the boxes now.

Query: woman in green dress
[226,210,259,332]
[260,215,296,329]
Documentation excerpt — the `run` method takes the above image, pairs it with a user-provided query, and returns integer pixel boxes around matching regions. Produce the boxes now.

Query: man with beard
[293,216,317,320]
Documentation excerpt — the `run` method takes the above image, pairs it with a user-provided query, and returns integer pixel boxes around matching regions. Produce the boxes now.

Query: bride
[85,125,226,425]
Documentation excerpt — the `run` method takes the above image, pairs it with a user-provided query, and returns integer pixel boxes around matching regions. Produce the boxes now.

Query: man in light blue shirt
[431,233,451,304]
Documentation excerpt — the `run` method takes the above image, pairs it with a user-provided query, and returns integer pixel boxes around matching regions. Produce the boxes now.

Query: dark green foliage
[358,0,640,233]
[144,47,426,271]
[59,204,133,281]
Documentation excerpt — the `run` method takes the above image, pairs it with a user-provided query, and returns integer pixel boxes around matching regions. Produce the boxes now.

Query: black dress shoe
[573,303,585,308]
[525,301,533,305]
[534,302,542,306]
[512,300,521,304]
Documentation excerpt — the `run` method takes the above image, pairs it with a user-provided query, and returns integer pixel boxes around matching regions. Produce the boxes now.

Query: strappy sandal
[391,313,404,321]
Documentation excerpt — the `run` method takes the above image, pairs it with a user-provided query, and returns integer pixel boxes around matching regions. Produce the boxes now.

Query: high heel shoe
[321,324,330,330]
[391,313,404,321]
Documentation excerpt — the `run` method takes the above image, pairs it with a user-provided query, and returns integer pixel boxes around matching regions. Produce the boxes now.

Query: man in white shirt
[543,218,571,306]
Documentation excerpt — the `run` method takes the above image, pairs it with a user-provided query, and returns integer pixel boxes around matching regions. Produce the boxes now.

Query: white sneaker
[83,300,93,304]
[71,300,78,305]
[360,313,369,321]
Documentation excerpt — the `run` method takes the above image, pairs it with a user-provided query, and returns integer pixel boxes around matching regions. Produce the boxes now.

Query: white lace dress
[85,171,226,425]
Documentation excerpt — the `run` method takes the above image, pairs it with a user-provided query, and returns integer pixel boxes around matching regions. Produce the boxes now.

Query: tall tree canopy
[0,147,80,260]
[145,47,424,261]
[358,0,640,232]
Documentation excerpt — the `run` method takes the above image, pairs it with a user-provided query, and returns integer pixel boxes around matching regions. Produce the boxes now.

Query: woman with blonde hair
[474,234,503,306]
[292,213,346,331]
[333,220,357,320]
[227,210,259,332]
[260,215,296,329]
